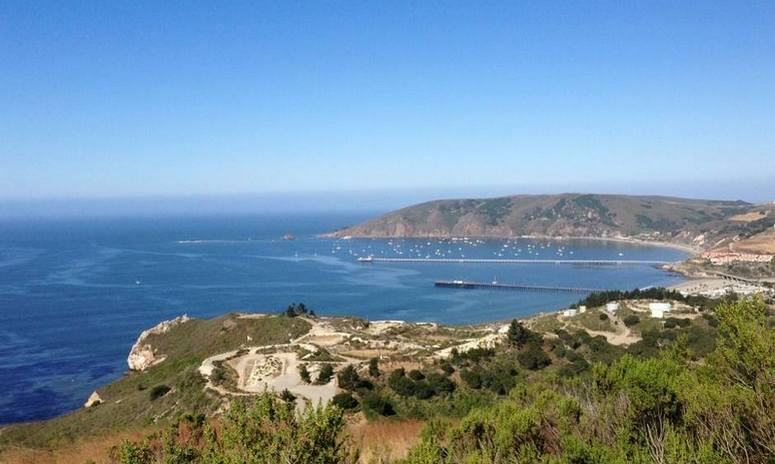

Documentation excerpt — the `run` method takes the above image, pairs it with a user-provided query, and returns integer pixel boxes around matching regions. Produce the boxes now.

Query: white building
[562,309,578,317]
[649,302,672,319]
[605,302,619,313]
[578,305,587,314]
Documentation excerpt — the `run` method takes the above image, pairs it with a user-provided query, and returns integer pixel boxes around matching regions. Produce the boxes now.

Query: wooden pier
[358,256,668,266]
[434,280,606,293]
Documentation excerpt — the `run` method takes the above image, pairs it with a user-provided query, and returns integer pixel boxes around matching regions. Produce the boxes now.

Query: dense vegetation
[105,297,772,463]
[110,394,357,464]
[397,297,773,463]
[570,287,733,312]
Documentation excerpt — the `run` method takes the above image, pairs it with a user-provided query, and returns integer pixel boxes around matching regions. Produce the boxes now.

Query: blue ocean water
[0,213,687,425]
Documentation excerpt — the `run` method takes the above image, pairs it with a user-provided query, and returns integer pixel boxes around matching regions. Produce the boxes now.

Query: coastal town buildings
[700,251,774,265]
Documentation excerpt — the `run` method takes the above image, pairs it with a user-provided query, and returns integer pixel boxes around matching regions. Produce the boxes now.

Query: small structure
[578,305,587,314]
[562,308,578,317]
[649,302,672,319]
[605,302,619,313]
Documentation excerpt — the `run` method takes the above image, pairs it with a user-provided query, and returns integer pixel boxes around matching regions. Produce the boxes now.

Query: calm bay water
[0,213,687,424]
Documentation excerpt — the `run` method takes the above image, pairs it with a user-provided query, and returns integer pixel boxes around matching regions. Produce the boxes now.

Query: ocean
[0,213,687,424]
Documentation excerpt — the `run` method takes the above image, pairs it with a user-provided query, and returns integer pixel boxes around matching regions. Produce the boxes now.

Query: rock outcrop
[84,390,103,408]
[127,315,190,371]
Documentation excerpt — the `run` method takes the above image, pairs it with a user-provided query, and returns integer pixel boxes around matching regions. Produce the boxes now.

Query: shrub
[112,393,358,463]
[440,361,455,375]
[284,302,310,317]
[413,381,435,399]
[362,392,395,416]
[599,313,609,321]
[388,368,417,396]
[316,364,334,384]
[461,368,483,389]
[149,384,171,401]
[280,389,296,403]
[623,315,640,327]
[517,345,551,370]
[337,364,360,391]
[368,357,381,377]
[332,393,358,410]
[426,372,455,394]
[507,319,538,347]
[299,363,311,383]
[408,369,425,381]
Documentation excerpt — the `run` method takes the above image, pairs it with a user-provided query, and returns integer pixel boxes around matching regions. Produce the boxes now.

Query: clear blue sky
[1,1,774,208]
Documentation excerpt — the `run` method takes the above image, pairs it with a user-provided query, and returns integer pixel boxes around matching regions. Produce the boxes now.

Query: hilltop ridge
[330,193,774,250]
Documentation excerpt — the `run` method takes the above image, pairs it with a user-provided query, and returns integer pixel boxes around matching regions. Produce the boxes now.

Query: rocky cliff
[127,315,191,371]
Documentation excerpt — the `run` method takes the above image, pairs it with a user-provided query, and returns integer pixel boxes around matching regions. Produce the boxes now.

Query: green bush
[517,345,551,370]
[388,368,416,396]
[149,384,171,401]
[337,364,360,391]
[361,392,395,416]
[623,314,640,327]
[426,373,455,394]
[316,364,334,384]
[299,363,311,383]
[368,357,381,377]
[331,393,358,410]
[408,369,425,381]
[112,393,357,463]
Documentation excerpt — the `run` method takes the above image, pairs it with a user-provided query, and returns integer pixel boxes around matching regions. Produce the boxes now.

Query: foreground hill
[330,193,774,250]
[1,294,772,463]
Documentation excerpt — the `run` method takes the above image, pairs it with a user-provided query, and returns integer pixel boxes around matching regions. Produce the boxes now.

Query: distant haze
[2,178,773,219]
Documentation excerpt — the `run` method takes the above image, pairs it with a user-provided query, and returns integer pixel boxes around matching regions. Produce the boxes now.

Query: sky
[1,1,774,214]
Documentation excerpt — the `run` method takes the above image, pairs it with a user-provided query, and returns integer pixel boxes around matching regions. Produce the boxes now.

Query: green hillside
[330,194,771,249]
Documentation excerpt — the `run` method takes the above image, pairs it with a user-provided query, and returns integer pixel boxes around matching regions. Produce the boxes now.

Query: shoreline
[323,233,701,256]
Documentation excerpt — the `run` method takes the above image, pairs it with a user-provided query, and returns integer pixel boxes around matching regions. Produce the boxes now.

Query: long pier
[435,280,606,293]
[358,256,668,265]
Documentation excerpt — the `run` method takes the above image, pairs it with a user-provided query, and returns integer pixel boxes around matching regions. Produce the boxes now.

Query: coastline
[324,233,701,256]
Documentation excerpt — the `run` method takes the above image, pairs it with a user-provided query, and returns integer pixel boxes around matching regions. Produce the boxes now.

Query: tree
[361,392,395,416]
[332,393,358,410]
[316,364,334,384]
[623,315,640,327]
[517,344,551,370]
[388,368,416,396]
[337,365,360,391]
[299,363,311,383]
[408,369,425,381]
[507,319,536,348]
[368,357,381,377]
[280,389,296,403]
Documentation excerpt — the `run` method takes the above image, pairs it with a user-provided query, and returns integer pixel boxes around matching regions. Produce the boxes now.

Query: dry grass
[730,230,775,254]
[0,427,155,464]
[729,211,768,222]
[340,349,393,360]
[380,360,425,373]
[349,418,424,463]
